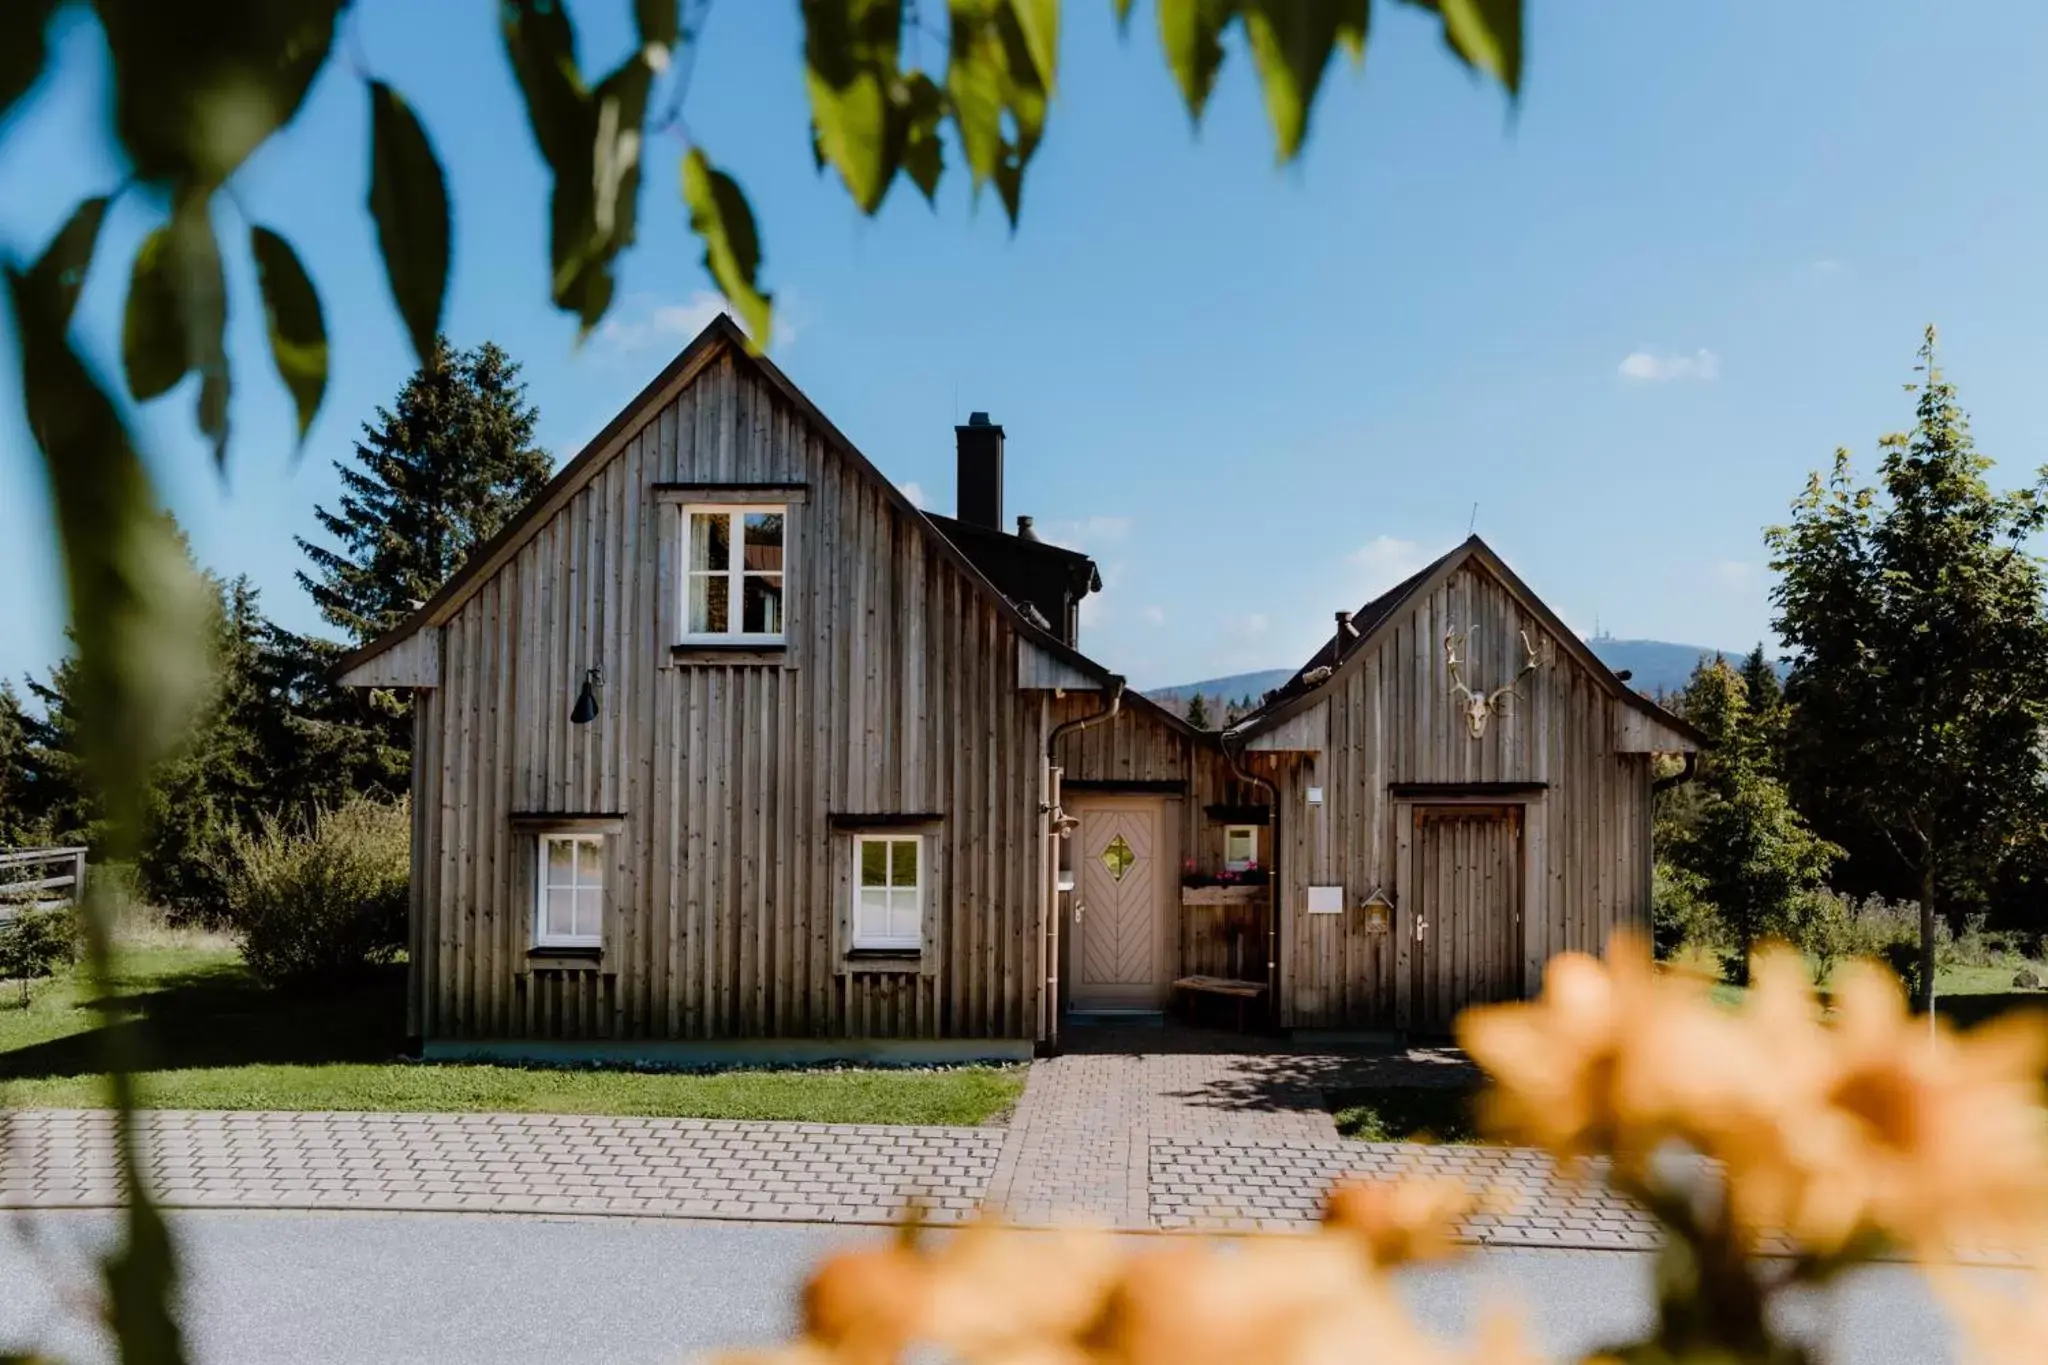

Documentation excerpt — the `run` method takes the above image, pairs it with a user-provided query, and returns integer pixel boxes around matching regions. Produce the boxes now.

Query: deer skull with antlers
[1444,627,1544,739]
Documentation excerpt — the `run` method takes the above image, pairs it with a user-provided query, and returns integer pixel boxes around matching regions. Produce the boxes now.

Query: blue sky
[4,2,2047,691]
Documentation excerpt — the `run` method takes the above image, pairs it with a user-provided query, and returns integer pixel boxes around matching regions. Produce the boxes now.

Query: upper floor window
[684,505,785,642]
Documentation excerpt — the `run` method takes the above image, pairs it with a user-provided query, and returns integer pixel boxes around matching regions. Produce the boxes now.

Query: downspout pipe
[1220,726,1281,1031]
[1042,676,1126,1053]
[1652,750,1700,794]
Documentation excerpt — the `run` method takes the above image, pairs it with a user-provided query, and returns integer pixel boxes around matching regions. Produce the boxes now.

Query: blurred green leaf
[102,1182,188,1365]
[94,0,341,190]
[121,230,189,402]
[1156,0,1231,122]
[635,0,680,49]
[555,53,652,333]
[502,0,590,173]
[900,72,946,203]
[1,0,59,126]
[948,2,1049,225]
[367,81,451,368]
[682,147,773,350]
[250,226,328,445]
[804,0,904,213]
[7,264,213,848]
[29,196,110,327]
[1010,0,1061,91]
[1112,0,1135,27]
[1437,0,1521,94]
[1241,0,1367,161]
[167,196,230,467]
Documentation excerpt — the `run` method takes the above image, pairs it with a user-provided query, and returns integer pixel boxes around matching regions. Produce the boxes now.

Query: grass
[1693,957,2048,1028]
[1327,1084,1483,1145]
[0,939,1023,1125]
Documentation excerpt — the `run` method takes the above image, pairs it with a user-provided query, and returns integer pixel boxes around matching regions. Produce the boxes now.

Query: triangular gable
[1228,534,1706,751]
[336,315,1134,701]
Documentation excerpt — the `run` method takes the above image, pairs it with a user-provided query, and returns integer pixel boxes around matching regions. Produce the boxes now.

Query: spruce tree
[1661,656,1840,979]
[297,338,551,643]
[1184,693,1213,729]
[1768,327,2048,1006]
[0,682,41,847]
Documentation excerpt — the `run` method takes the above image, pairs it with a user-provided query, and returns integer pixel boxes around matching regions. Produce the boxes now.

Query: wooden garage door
[1406,804,1522,1033]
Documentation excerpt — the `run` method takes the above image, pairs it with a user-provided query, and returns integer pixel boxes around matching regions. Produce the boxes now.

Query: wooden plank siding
[408,353,1056,1044]
[1261,561,1659,1032]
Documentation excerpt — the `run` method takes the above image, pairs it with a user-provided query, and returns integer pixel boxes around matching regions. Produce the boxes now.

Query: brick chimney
[955,412,1004,531]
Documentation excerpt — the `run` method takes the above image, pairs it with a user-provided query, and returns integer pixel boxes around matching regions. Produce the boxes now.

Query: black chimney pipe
[955,412,1004,530]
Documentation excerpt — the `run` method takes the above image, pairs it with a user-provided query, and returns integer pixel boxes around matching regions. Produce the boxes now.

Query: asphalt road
[0,1210,2008,1363]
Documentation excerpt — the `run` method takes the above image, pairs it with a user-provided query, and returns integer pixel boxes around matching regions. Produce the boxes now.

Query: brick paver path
[985,1032,1663,1248]
[0,1110,1000,1224]
[0,1034,1658,1246]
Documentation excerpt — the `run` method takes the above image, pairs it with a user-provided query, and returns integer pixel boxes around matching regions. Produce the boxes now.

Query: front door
[1071,800,1171,1012]
[1402,804,1523,1032]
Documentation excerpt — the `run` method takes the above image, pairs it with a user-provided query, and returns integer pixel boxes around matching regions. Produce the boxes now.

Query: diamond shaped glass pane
[1100,833,1135,882]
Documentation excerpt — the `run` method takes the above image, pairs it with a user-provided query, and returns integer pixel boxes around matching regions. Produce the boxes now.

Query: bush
[1652,860,1723,960]
[0,903,78,1003]
[222,796,410,984]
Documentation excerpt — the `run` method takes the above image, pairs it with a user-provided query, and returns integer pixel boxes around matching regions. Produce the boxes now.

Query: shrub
[1651,860,1723,960]
[0,903,78,1003]
[222,796,410,984]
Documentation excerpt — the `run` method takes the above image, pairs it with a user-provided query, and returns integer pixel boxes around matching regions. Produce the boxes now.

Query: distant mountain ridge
[1146,638,1780,721]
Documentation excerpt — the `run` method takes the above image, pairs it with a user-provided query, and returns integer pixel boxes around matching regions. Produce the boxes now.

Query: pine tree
[1184,693,1212,729]
[1768,327,2048,1006]
[1738,643,1786,775]
[0,681,42,847]
[1659,656,1840,979]
[297,338,551,644]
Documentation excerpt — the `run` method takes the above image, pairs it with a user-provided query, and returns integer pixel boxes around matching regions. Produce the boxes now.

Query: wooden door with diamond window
[1071,800,1172,1011]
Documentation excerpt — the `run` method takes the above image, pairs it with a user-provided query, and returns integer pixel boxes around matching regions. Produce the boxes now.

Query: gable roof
[1226,534,1708,749]
[334,314,1201,739]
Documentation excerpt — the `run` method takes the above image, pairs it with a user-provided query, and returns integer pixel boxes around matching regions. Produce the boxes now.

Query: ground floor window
[536,833,605,948]
[853,833,923,950]
[1224,823,1258,871]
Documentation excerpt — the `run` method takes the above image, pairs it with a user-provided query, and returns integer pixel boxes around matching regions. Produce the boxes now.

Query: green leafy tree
[0,681,44,848]
[1767,328,2048,1008]
[296,338,550,644]
[1659,656,1840,980]
[1184,692,1212,729]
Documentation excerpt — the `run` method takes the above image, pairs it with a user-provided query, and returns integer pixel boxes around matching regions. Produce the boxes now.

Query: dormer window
[684,506,785,643]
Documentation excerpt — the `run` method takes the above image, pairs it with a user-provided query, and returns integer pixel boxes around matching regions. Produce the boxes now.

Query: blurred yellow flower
[1324,1176,1477,1267]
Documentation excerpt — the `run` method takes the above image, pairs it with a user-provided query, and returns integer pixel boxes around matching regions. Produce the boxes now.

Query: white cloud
[596,290,800,353]
[1714,560,1755,590]
[1141,605,1166,627]
[1811,258,1845,275]
[1079,560,1126,630]
[1618,348,1721,383]
[1038,516,1133,552]
[1348,535,1429,600]
[899,481,928,509]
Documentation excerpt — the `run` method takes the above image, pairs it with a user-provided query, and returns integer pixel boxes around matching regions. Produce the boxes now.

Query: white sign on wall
[1306,885,1344,914]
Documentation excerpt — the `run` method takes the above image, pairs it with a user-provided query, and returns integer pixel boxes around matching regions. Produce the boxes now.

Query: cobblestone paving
[0,1110,1001,1224]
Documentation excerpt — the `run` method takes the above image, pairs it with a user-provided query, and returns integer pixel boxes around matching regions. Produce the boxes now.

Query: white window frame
[534,833,606,949]
[1223,824,1259,873]
[852,833,924,951]
[680,503,788,644]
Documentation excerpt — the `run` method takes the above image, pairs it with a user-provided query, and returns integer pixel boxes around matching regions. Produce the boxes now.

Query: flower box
[1182,884,1265,908]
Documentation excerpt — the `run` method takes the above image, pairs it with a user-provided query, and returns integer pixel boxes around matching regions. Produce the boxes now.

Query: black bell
[570,667,602,725]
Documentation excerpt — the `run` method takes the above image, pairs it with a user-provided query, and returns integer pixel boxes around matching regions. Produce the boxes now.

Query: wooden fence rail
[0,847,88,919]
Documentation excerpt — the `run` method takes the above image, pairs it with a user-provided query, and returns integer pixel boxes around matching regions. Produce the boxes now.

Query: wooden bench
[1172,974,1268,1032]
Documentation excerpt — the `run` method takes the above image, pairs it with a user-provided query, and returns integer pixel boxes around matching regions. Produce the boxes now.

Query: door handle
[1414,918,1428,942]
[1074,903,1085,924]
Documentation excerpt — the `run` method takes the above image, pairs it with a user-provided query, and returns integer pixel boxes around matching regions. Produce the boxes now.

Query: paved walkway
[0,1033,1659,1248]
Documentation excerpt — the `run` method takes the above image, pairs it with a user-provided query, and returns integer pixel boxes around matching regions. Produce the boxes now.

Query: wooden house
[338,315,1698,1059]
[1219,538,1705,1036]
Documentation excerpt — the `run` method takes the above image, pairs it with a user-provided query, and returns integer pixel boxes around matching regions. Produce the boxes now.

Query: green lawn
[1698,959,2048,1028]
[1327,1084,1483,1144]
[0,943,1023,1125]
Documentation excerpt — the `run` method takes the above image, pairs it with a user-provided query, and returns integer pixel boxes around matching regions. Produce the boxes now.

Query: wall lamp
[570,667,604,725]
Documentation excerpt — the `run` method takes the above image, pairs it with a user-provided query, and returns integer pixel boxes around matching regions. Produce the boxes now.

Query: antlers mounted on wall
[1444,627,1543,739]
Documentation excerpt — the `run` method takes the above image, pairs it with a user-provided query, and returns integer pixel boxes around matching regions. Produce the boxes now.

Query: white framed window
[853,833,923,951]
[1224,824,1258,872]
[682,505,786,642]
[536,833,606,948]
